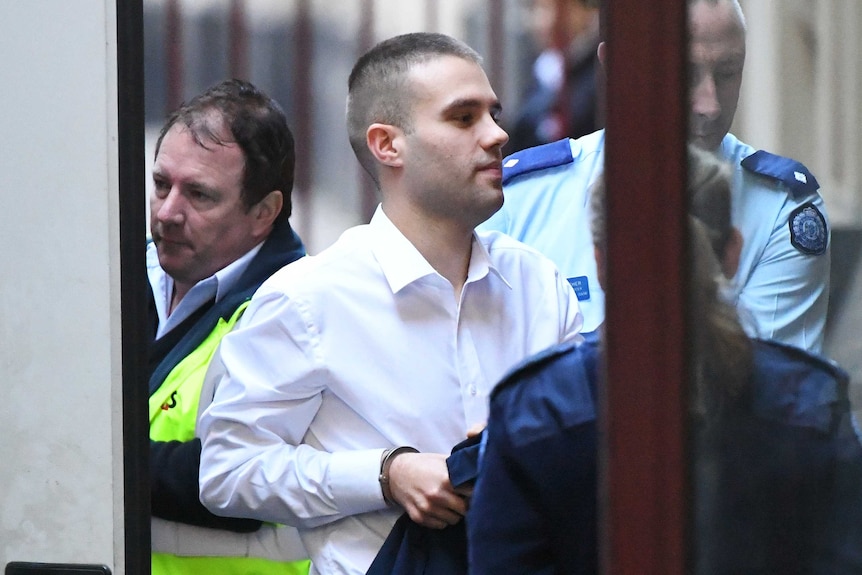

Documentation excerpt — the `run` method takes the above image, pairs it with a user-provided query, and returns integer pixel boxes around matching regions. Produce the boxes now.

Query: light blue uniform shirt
[480,129,830,353]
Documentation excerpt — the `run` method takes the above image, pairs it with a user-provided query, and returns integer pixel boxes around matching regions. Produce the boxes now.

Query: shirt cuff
[328,448,389,515]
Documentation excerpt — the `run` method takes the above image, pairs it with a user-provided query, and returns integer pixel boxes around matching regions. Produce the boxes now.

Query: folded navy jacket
[365,434,482,575]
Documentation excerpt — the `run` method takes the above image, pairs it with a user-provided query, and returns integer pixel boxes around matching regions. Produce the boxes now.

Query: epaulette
[491,339,580,399]
[756,338,848,384]
[502,138,573,185]
[740,150,820,197]
[751,339,849,432]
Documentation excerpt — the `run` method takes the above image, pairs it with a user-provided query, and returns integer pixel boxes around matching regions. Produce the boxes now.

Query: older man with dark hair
[148,78,308,575]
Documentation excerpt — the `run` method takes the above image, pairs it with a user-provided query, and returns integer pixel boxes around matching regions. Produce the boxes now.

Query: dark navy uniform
[468,338,862,574]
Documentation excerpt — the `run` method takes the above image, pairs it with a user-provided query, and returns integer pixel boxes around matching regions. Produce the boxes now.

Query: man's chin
[689,132,724,152]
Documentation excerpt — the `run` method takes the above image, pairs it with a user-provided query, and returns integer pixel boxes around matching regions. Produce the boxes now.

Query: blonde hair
[589,145,753,417]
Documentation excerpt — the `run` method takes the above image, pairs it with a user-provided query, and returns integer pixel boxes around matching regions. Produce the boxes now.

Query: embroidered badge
[789,203,827,255]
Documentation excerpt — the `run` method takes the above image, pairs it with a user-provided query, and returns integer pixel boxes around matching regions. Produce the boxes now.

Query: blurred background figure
[505,0,601,154]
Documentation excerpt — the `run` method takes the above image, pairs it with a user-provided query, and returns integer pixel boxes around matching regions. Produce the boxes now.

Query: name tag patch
[567,276,591,301]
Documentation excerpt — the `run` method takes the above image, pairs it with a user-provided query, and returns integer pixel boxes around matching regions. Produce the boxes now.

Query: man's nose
[691,73,721,120]
[481,115,509,150]
[154,188,185,224]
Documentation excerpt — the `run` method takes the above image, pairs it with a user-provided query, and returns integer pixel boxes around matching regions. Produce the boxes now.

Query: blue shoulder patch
[740,150,820,197]
[502,138,573,185]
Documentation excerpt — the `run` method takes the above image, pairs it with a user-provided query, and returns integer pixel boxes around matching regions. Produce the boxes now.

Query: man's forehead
[689,0,745,37]
[688,2,745,58]
[409,56,494,98]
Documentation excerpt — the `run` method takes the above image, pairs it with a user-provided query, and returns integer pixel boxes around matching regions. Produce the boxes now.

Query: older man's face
[688,0,746,151]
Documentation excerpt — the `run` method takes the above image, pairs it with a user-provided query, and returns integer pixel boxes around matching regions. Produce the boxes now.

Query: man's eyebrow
[442,98,503,115]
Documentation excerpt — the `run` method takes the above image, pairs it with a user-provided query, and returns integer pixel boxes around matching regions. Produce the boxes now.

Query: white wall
[0,1,124,571]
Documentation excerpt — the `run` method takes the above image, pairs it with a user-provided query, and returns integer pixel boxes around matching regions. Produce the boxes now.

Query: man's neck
[383,204,474,299]
[169,283,191,316]
[416,229,473,299]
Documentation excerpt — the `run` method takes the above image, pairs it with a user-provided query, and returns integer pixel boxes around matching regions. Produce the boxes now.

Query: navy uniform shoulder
[491,339,597,443]
[754,338,847,382]
[740,150,820,197]
[750,339,850,432]
[502,138,574,186]
[492,339,581,400]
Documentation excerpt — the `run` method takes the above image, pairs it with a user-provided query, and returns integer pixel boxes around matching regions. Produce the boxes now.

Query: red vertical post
[601,0,689,573]
[165,0,184,113]
[228,0,248,80]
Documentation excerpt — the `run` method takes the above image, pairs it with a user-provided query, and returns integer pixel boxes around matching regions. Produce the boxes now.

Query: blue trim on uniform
[788,202,828,256]
[502,138,573,185]
[740,150,820,197]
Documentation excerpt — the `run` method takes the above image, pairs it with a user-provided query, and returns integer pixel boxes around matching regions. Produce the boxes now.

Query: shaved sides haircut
[346,32,483,184]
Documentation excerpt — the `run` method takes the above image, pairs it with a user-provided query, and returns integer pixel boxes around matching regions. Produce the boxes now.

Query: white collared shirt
[198,206,583,575]
[146,241,263,339]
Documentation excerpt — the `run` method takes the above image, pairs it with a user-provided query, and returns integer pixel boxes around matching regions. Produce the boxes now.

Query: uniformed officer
[481,0,830,352]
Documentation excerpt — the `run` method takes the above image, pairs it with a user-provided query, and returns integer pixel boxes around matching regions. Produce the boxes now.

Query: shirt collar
[468,234,512,290]
[146,240,263,336]
[368,205,510,293]
[212,242,264,301]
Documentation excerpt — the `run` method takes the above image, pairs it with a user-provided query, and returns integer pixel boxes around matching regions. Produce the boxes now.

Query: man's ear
[597,41,607,69]
[721,226,743,279]
[251,190,283,236]
[366,123,404,168]
[594,244,606,290]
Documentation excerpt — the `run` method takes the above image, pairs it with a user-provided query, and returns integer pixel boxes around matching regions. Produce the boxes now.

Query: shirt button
[469,385,477,396]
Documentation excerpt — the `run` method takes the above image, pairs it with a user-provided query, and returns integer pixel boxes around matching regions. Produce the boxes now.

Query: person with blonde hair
[468,145,861,574]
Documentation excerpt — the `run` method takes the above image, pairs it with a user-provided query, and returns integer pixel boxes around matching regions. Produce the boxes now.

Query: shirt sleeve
[197,288,388,528]
[736,191,830,353]
[150,437,262,532]
[555,265,585,344]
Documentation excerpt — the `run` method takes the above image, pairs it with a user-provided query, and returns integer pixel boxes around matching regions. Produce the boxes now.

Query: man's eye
[715,67,741,82]
[153,180,169,196]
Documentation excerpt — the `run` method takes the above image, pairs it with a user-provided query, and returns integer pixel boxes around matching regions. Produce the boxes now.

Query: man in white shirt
[198,32,583,574]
